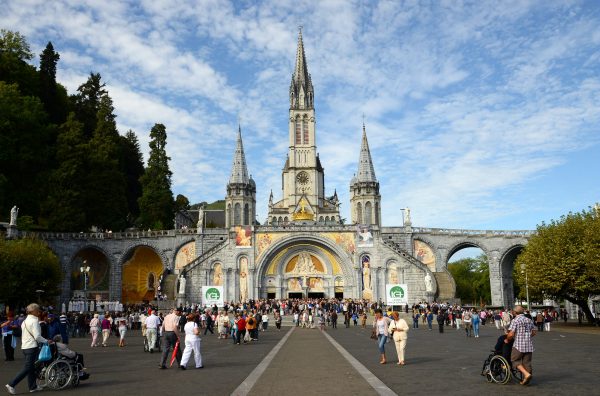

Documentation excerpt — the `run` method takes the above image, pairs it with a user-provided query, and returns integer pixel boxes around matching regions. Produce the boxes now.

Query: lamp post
[80,260,91,298]
[520,262,530,309]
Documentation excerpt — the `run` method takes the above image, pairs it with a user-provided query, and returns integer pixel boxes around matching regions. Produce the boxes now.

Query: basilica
[171,31,438,305]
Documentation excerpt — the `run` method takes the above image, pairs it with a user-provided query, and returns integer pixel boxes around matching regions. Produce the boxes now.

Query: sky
[2,0,599,233]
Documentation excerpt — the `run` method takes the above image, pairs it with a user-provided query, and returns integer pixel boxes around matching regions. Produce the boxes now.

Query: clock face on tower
[296,171,309,185]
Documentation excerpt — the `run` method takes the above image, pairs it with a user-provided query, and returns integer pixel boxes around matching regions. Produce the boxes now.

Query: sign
[202,286,224,307]
[386,284,408,305]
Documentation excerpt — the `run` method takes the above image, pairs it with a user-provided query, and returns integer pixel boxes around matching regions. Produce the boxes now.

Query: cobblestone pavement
[1,320,598,395]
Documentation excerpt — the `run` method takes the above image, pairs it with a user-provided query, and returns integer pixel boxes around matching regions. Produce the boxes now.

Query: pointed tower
[225,125,256,227]
[267,29,340,225]
[350,124,381,225]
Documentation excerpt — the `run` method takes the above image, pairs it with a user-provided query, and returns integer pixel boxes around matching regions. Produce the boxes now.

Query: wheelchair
[36,344,89,390]
[481,350,524,384]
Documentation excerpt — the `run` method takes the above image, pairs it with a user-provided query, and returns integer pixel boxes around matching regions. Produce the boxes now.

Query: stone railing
[382,240,430,269]
[183,239,229,274]
[256,224,356,232]
[410,227,534,237]
[19,228,214,240]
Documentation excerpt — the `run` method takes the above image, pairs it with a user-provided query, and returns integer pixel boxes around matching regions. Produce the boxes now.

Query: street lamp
[520,262,530,309]
[80,260,91,297]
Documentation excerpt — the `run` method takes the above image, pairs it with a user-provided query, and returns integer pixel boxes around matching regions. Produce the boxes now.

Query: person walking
[426,310,433,331]
[275,312,282,331]
[145,310,161,353]
[388,312,409,366]
[235,314,246,345]
[179,314,203,369]
[472,309,480,338]
[436,310,446,333]
[89,313,100,347]
[373,309,391,364]
[505,305,536,385]
[101,314,111,347]
[5,303,49,394]
[463,309,472,337]
[0,314,17,361]
[117,317,127,347]
[159,308,181,369]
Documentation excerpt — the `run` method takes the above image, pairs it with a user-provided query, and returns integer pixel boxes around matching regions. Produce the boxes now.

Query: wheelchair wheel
[45,360,74,390]
[488,355,511,385]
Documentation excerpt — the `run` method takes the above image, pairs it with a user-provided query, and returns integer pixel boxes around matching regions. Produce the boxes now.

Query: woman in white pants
[388,311,410,366]
[180,314,203,369]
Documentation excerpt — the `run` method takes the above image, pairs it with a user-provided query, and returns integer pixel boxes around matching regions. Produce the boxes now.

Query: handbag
[370,329,377,340]
[11,335,17,349]
[38,343,52,362]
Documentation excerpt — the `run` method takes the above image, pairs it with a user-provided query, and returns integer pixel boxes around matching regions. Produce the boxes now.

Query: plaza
[1,318,597,395]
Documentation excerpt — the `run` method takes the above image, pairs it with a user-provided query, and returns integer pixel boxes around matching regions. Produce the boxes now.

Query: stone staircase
[433,269,456,302]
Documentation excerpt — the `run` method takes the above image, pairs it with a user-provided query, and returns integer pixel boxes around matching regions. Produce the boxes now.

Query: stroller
[480,335,524,384]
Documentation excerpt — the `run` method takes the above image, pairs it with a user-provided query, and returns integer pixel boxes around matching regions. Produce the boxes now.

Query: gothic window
[227,204,231,227]
[302,115,309,144]
[284,216,289,223]
[295,116,301,145]
[272,217,277,225]
[356,202,363,224]
[243,203,249,225]
[365,201,372,225]
[234,203,241,225]
[278,216,283,223]
[375,202,380,225]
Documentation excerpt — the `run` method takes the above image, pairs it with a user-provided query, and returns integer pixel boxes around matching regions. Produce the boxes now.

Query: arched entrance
[445,242,489,305]
[500,245,525,308]
[70,247,110,300]
[121,246,164,303]
[257,235,355,299]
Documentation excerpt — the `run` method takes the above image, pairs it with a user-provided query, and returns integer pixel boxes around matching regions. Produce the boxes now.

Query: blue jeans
[473,322,480,337]
[377,334,387,354]
[9,347,39,391]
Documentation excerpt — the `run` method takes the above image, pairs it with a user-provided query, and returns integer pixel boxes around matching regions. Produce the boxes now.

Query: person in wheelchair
[493,333,514,363]
[52,335,89,380]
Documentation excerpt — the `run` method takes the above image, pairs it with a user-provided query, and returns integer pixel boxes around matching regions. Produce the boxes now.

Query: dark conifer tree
[85,95,128,230]
[72,72,106,139]
[138,123,175,229]
[39,42,66,125]
[44,113,88,231]
[119,130,145,225]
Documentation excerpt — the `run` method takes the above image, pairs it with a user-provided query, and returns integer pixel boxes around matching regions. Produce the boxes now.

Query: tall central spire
[229,125,249,184]
[290,28,314,110]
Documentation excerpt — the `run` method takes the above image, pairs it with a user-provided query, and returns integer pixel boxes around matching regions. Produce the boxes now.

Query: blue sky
[2,0,599,232]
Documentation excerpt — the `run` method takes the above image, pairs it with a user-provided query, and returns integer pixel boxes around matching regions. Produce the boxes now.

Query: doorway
[288,292,303,299]
[307,292,324,299]
[334,292,343,299]
[267,292,276,299]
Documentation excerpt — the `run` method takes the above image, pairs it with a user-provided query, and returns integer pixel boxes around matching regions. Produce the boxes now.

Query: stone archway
[256,234,355,299]
[121,245,165,303]
[498,245,525,308]
[69,246,111,300]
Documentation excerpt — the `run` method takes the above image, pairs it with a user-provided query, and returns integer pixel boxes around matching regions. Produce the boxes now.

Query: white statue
[178,275,187,295]
[425,272,433,293]
[239,257,249,302]
[10,205,18,226]
[362,257,372,291]
[197,208,204,229]
[403,207,411,226]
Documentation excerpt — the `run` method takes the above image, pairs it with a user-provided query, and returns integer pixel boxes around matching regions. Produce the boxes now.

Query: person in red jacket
[235,315,246,345]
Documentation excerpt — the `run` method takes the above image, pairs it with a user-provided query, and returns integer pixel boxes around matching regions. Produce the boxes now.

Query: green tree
[85,95,128,230]
[0,238,61,307]
[0,30,39,98]
[44,113,88,231]
[448,254,491,305]
[175,194,190,212]
[39,42,67,125]
[515,208,600,323]
[138,123,174,229]
[119,130,145,225]
[72,72,107,139]
[0,82,52,222]
[0,29,33,61]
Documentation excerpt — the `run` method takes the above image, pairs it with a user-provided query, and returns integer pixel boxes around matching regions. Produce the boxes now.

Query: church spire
[229,125,249,184]
[356,123,377,183]
[290,28,314,110]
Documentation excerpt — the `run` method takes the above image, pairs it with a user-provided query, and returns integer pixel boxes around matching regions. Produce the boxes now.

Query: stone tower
[268,29,340,224]
[350,124,381,225]
[225,126,256,227]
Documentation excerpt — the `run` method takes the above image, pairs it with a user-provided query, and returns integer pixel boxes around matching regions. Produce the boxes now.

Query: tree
[85,95,128,230]
[175,194,190,212]
[515,208,600,323]
[72,72,107,139]
[0,30,39,97]
[119,130,145,225]
[448,254,491,305]
[43,113,88,231]
[39,42,67,125]
[0,238,61,308]
[138,123,174,229]
[0,82,52,222]
[0,29,33,61]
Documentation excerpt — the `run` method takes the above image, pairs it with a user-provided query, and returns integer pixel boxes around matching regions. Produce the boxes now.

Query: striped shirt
[508,314,535,353]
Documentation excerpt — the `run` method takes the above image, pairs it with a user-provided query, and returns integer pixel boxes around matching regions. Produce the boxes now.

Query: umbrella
[169,339,180,367]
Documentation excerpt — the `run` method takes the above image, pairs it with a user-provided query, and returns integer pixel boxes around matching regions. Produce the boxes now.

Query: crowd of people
[0,297,565,392]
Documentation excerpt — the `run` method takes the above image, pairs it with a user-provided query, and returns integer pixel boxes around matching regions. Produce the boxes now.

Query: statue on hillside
[10,205,18,226]
[424,272,433,293]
